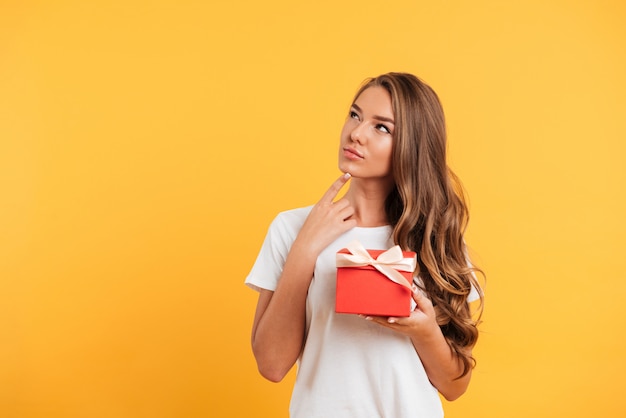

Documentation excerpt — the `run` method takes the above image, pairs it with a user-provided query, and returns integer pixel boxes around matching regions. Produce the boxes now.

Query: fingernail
[344,172,351,179]
[388,318,396,323]
[364,316,372,321]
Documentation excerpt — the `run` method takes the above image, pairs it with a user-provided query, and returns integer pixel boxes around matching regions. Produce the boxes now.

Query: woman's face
[338,86,394,180]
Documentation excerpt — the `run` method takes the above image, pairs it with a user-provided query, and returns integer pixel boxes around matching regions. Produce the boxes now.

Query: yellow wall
[1,0,625,416]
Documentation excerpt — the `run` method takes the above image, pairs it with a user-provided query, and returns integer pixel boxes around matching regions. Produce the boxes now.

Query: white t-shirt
[246,206,454,417]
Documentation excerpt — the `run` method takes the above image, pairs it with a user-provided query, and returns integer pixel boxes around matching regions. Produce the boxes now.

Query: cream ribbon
[336,240,416,290]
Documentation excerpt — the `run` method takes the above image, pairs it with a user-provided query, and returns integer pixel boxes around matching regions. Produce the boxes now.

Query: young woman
[245,72,483,417]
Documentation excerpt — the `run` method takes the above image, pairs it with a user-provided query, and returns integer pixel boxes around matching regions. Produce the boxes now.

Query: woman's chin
[338,161,356,175]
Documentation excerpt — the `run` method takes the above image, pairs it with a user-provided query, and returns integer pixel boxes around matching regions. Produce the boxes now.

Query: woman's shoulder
[273,205,313,226]
[265,205,313,239]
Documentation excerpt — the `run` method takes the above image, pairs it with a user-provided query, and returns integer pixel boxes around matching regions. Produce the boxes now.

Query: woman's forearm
[410,328,472,401]
[251,242,317,382]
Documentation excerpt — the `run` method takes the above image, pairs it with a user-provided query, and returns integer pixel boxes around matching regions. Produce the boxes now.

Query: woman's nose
[350,123,365,144]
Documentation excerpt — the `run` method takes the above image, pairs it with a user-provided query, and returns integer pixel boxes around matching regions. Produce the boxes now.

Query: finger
[331,197,351,211]
[337,204,355,220]
[387,316,402,325]
[370,315,407,330]
[320,173,351,204]
[343,218,358,229]
[412,287,432,310]
[363,314,395,326]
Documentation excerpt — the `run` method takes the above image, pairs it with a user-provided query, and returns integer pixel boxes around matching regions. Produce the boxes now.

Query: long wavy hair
[352,73,484,378]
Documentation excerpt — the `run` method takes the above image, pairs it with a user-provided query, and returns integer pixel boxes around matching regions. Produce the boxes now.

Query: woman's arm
[250,242,319,382]
[364,289,472,400]
[251,174,356,382]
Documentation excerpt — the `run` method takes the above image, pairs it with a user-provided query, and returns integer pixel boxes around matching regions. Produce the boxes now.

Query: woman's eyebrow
[374,115,395,124]
[351,103,395,124]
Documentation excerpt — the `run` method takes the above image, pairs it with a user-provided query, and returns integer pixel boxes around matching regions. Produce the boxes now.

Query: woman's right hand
[293,173,357,255]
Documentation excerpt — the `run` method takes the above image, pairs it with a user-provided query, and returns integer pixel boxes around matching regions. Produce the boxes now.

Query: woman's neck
[345,177,394,227]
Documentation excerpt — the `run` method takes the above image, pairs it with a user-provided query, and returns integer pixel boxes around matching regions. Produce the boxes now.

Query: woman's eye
[377,124,391,134]
[349,111,359,120]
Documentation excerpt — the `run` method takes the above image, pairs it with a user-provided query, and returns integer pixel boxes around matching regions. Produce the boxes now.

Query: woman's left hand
[362,286,473,401]
[362,286,440,340]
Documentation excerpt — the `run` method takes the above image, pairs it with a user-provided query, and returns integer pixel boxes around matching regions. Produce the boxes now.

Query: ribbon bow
[336,240,416,290]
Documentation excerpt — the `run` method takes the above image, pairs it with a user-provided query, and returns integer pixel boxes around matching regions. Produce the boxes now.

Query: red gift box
[335,241,417,317]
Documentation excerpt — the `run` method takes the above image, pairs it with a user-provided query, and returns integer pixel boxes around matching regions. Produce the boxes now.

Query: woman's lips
[343,147,364,160]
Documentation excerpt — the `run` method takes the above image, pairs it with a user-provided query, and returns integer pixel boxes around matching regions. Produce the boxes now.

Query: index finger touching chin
[321,172,351,203]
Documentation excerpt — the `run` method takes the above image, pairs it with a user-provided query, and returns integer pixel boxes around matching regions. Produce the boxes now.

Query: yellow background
[1,0,625,416]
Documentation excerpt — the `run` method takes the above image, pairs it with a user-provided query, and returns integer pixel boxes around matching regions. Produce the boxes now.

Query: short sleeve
[245,208,308,292]
[467,281,481,303]
[464,245,483,303]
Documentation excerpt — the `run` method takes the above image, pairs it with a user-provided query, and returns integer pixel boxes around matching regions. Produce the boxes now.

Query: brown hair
[353,72,484,378]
